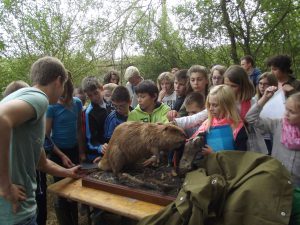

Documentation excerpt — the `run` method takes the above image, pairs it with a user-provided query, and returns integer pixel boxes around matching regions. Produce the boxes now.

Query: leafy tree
[0,0,111,90]
[1,0,300,94]
[174,0,299,70]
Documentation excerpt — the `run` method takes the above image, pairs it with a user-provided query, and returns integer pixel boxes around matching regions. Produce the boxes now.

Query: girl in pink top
[191,85,248,155]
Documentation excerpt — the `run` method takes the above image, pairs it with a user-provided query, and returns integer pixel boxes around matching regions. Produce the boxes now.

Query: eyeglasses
[258,82,269,87]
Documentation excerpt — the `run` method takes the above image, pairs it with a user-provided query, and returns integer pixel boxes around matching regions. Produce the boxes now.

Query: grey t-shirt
[0,87,48,224]
[162,91,176,109]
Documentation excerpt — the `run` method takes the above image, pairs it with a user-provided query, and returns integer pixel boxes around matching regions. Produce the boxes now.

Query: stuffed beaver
[98,121,187,175]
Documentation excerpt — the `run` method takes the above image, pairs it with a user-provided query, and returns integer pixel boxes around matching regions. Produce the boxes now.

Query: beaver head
[158,123,187,150]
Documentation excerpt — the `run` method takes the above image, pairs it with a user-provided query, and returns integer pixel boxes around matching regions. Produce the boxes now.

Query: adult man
[0,56,82,225]
[124,66,143,108]
[240,55,261,87]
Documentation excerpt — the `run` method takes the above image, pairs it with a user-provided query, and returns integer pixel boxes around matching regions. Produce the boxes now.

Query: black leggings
[50,146,79,225]
[35,171,47,225]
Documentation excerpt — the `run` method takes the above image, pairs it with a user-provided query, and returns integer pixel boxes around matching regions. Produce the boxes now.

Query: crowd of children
[1,54,300,225]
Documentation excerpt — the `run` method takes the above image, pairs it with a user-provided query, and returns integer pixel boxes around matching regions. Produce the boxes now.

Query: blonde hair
[124,66,140,81]
[103,83,118,92]
[206,85,241,129]
[287,92,300,111]
[156,72,174,91]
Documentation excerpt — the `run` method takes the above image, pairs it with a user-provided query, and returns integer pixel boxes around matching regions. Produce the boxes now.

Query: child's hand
[158,90,166,102]
[264,86,277,98]
[61,155,75,168]
[102,143,108,155]
[93,157,101,164]
[167,110,179,121]
[142,155,157,167]
[282,84,294,93]
[258,86,277,106]
[66,165,87,179]
[202,145,213,156]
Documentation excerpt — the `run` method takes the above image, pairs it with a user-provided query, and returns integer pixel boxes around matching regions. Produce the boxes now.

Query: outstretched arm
[174,109,208,129]
[37,150,84,179]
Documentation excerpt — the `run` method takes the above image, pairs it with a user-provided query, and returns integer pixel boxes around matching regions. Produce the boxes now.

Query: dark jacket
[138,151,293,225]
[85,100,112,161]
[173,96,185,112]
[250,68,261,87]
[235,125,248,150]
[104,110,128,142]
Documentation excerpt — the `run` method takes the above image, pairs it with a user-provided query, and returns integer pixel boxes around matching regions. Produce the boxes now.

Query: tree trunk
[220,0,239,64]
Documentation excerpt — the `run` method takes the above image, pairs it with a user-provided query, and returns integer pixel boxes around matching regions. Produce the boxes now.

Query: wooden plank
[82,176,175,206]
[48,178,165,220]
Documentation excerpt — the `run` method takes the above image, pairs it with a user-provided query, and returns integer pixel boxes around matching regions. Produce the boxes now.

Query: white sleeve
[174,109,208,129]
[245,103,277,135]
[125,82,134,98]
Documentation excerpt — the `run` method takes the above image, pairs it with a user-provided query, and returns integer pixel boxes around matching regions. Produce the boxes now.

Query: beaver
[98,121,187,175]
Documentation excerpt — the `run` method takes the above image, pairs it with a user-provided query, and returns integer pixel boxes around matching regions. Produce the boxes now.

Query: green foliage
[174,0,299,73]
[0,40,5,51]
[0,0,109,92]
[0,0,300,95]
[0,57,32,95]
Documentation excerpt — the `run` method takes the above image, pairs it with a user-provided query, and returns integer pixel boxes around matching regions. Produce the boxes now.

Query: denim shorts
[14,214,37,225]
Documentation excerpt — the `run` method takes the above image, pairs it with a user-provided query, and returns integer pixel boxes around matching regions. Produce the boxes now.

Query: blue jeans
[14,214,37,225]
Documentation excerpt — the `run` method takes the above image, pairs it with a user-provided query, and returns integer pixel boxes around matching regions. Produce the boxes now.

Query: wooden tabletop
[47,177,164,220]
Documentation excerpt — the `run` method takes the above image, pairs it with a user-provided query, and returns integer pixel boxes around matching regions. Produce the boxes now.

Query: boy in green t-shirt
[127,80,170,123]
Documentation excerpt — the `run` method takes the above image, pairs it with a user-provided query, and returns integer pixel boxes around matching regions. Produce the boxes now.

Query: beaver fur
[98,121,187,175]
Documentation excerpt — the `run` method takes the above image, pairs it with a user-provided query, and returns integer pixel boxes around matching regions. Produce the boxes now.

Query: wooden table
[47,178,164,220]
